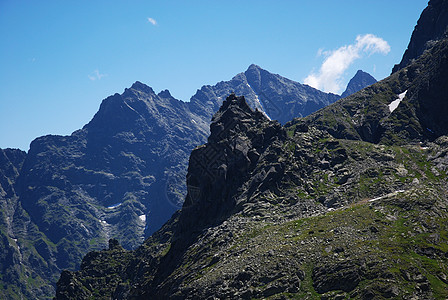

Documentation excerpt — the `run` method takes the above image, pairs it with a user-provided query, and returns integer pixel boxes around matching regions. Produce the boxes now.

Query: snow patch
[369,190,406,202]
[389,90,407,113]
[246,82,271,120]
[139,214,146,222]
[107,203,122,209]
[80,223,90,234]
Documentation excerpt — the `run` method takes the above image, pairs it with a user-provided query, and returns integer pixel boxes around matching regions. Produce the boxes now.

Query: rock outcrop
[392,0,448,73]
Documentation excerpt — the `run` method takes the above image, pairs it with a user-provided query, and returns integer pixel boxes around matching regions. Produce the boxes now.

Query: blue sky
[0,0,428,151]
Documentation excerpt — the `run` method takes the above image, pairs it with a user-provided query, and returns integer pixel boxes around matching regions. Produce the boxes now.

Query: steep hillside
[0,149,57,299]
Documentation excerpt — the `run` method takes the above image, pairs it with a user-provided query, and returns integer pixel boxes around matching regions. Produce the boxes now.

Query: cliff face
[0,149,25,200]
[392,0,448,73]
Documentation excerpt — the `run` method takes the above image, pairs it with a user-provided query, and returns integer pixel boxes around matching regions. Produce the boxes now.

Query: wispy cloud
[304,34,390,94]
[147,17,157,26]
[88,69,106,81]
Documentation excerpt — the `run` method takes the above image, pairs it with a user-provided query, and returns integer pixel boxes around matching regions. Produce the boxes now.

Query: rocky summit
[55,1,448,299]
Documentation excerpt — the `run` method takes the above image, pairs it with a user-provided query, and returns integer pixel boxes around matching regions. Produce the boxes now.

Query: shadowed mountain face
[55,2,448,299]
[341,70,377,98]
[0,65,345,298]
[18,83,209,253]
[0,149,25,200]
[392,0,448,73]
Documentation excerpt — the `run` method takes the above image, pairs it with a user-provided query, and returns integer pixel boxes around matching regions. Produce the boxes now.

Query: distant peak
[130,81,145,89]
[341,70,377,98]
[247,64,262,71]
[353,70,376,80]
[130,81,155,94]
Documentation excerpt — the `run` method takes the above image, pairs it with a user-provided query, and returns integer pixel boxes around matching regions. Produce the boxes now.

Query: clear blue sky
[0,0,428,151]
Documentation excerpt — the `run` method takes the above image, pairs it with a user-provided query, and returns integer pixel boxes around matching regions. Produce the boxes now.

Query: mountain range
[0,58,373,297]
[53,0,448,299]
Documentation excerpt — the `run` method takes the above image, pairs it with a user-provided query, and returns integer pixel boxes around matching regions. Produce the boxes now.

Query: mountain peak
[341,70,377,98]
[247,64,262,71]
[129,81,155,94]
[354,69,367,76]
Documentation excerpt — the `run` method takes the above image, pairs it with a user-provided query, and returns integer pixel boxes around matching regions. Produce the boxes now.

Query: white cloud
[88,69,106,81]
[304,34,390,94]
[147,17,157,26]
